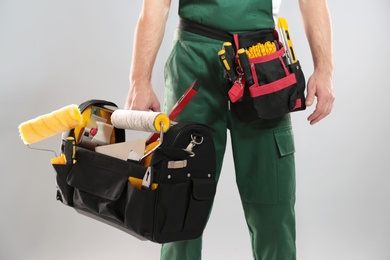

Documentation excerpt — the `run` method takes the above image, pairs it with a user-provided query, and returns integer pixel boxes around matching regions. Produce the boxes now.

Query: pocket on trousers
[274,127,296,202]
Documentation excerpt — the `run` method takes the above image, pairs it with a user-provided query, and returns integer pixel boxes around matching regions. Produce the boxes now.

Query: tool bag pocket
[123,178,216,243]
[53,146,157,241]
[145,122,217,242]
[53,163,74,206]
[247,49,306,119]
[55,147,147,224]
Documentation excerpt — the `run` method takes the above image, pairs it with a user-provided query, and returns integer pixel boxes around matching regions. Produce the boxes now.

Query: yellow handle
[277,17,297,63]
[128,176,158,190]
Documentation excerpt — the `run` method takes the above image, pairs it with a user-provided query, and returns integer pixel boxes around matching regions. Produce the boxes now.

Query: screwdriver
[237,48,254,86]
[218,49,237,82]
[223,42,235,64]
[64,136,76,164]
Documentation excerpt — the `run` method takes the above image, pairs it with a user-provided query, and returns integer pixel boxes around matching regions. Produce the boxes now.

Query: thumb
[305,79,316,107]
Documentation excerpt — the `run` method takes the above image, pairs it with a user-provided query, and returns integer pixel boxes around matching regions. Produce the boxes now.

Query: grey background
[1,0,389,259]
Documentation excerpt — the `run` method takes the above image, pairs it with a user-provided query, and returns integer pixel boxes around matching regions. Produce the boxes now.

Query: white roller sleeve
[111,110,170,133]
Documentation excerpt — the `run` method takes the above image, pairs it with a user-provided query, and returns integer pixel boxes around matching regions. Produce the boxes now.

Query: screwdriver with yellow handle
[64,136,76,164]
[218,48,237,82]
[223,42,235,64]
[277,17,297,64]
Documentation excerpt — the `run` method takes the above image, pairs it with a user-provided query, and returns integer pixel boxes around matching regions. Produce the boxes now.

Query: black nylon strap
[178,18,276,48]
[179,18,233,42]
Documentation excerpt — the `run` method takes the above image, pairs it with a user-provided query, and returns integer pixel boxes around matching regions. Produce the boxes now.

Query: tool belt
[52,100,217,243]
[179,18,306,121]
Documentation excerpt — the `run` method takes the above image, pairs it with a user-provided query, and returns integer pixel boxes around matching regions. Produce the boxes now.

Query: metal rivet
[208,174,211,178]
[167,175,171,179]
[187,173,191,178]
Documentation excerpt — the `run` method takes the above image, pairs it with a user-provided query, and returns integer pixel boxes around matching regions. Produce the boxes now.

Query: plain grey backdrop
[1,0,389,259]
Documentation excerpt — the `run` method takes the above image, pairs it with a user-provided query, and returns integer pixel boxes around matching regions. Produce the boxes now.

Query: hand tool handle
[111,110,170,133]
[218,49,237,82]
[237,48,254,86]
[277,17,297,64]
[223,42,235,64]
[64,136,76,164]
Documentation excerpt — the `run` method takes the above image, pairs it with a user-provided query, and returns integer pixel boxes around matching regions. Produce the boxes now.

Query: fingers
[150,97,161,112]
[306,88,335,125]
[305,74,335,125]
[307,96,334,125]
[124,84,161,112]
[128,97,161,112]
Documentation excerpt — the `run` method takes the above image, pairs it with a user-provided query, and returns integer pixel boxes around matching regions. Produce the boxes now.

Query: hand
[305,71,335,125]
[124,82,161,112]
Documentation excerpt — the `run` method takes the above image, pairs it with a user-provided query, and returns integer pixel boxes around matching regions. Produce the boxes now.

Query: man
[125,0,335,259]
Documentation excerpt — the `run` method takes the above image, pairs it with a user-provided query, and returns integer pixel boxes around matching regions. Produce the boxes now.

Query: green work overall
[161,1,296,259]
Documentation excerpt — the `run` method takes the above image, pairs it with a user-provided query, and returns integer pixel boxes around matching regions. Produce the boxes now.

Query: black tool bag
[52,100,217,243]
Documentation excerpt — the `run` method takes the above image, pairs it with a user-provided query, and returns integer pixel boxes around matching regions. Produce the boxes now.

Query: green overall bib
[161,1,296,259]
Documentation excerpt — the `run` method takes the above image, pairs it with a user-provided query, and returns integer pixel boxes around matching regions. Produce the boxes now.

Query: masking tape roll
[18,104,83,145]
[111,110,170,133]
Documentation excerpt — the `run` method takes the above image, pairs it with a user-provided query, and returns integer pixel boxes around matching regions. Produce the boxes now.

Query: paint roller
[18,104,83,145]
[111,110,171,133]
[113,79,201,137]
[111,110,171,168]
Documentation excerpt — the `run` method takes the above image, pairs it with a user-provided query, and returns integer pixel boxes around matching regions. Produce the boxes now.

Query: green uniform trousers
[161,29,296,260]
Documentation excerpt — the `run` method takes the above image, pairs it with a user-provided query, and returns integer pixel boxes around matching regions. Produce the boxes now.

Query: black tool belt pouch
[52,100,217,244]
[179,19,306,121]
[240,48,306,120]
[231,32,306,121]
